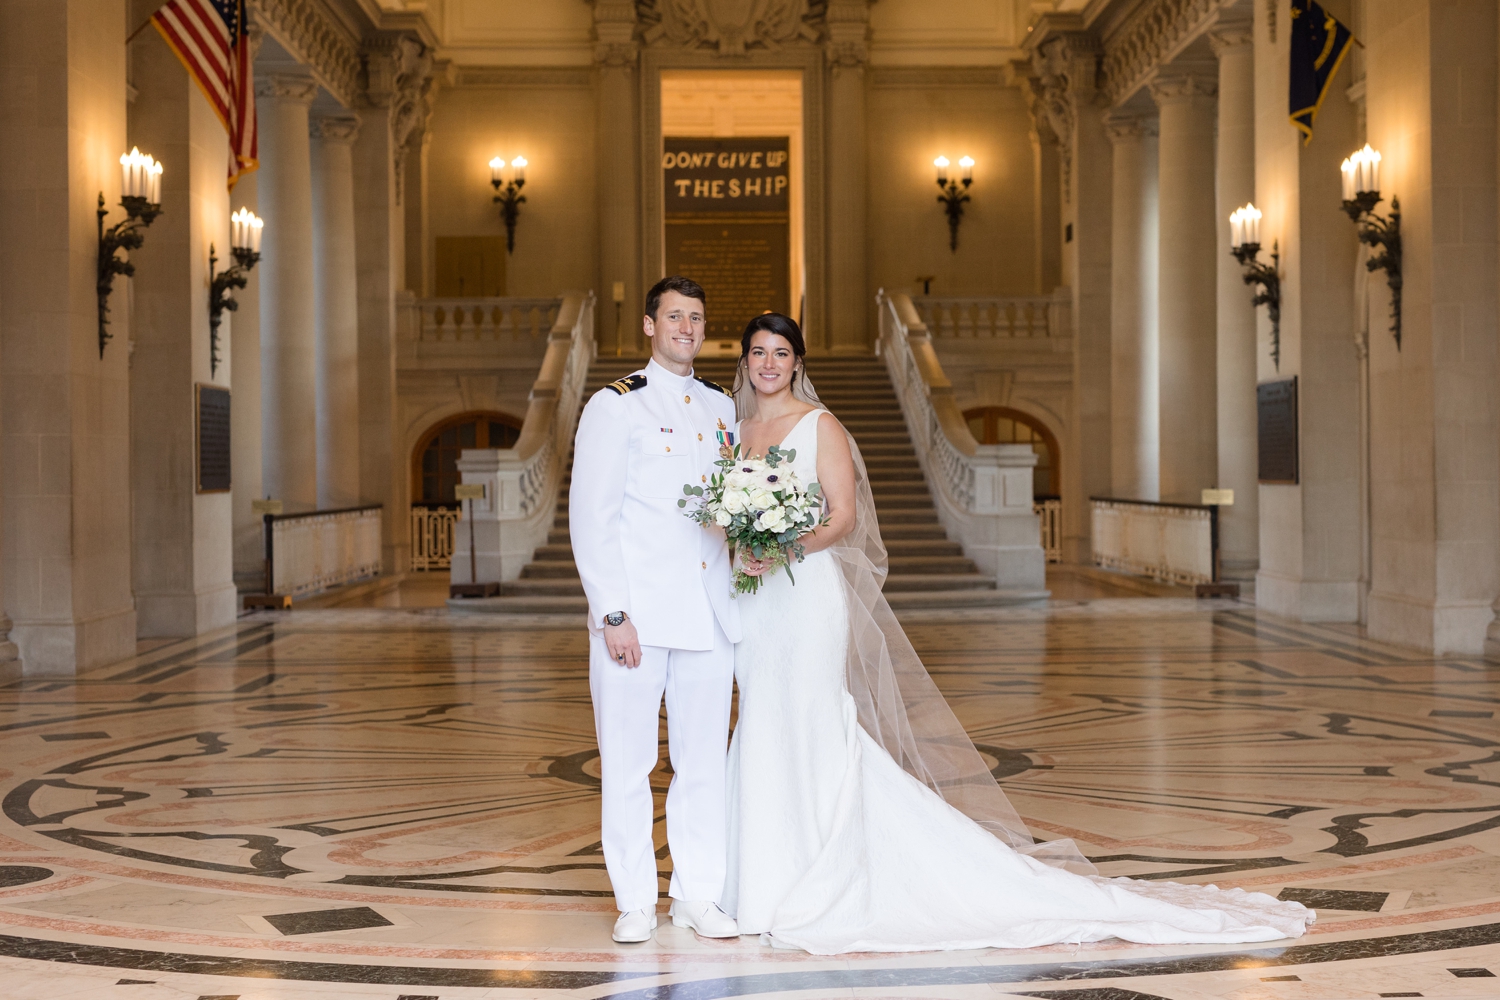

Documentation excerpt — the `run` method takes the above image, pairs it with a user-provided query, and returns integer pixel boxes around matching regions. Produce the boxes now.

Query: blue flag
[1288,0,1355,145]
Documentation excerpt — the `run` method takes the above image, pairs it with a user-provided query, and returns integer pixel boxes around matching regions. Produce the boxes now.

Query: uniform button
[701,475,707,483]
[697,433,703,441]
[684,394,691,404]
[701,561,707,570]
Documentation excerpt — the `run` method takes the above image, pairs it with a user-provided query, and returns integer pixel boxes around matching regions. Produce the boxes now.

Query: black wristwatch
[604,611,628,627]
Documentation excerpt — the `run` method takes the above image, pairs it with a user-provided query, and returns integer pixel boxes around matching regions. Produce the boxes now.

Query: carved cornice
[1208,24,1253,56]
[249,0,362,107]
[870,67,1004,89]
[1100,0,1232,106]
[638,0,822,56]
[311,114,361,143]
[456,67,594,89]
[255,72,319,103]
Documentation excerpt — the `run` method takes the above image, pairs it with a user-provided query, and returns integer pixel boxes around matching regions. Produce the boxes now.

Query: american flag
[151,0,258,189]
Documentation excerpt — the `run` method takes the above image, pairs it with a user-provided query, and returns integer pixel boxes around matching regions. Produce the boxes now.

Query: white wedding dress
[722,408,1313,955]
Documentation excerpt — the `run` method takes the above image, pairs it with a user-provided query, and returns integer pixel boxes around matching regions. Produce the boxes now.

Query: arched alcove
[411,411,523,506]
[962,406,1059,498]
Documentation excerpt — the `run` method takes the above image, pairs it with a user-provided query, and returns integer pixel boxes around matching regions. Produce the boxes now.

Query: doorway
[660,71,805,342]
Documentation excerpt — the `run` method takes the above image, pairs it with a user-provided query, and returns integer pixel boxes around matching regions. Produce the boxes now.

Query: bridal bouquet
[680,445,826,595]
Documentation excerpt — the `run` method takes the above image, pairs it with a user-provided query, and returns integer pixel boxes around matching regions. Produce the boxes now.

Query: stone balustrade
[408,297,562,343]
[910,296,1056,340]
[450,291,596,584]
[269,505,384,598]
[1089,497,1214,586]
[877,290,1047,592]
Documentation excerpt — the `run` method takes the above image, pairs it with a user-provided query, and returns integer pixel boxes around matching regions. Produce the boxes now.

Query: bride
[720,312,1314,955]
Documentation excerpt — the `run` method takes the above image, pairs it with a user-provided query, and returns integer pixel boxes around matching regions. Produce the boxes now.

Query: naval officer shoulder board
[605,374,648,395]
[694,375,731,397]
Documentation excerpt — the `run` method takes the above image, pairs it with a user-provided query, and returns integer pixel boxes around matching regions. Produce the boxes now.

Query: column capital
[1103,112,1158,143]
[1208,25,1254,57]
[592,0,639,67]
[825,0,871,70]
[311,114,361,144]
[255,72,319,105]
[1149,73,1217,106]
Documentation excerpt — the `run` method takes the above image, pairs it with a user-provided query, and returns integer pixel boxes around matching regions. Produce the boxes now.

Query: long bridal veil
[733,357,1094,875]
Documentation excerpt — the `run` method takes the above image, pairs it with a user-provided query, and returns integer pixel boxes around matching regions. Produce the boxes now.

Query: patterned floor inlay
[1,600,1498,998]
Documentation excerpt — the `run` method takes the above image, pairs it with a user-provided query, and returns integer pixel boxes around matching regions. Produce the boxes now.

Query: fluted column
[311,115,362,509]
[1106,114,1159,501]
[256,73,320,510]
[1152,74,1219,504]
[825,0,870,352]
[1212,26,1259,579]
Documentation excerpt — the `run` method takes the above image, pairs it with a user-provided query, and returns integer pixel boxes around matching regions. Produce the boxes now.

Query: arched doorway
[411,411,523,506]
[963,407,1059,498]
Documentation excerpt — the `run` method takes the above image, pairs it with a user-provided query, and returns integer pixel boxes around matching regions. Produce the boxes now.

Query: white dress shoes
[612,908,658,943]
[668,899,739,938]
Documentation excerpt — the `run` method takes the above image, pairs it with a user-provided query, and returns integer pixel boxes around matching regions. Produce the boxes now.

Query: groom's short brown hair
[645,275,706,323]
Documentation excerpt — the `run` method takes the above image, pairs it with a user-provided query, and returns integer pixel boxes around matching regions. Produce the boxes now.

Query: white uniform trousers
[589,620,734,913]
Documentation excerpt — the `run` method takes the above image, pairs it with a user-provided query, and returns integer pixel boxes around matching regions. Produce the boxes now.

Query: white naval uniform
[569,358,741,913]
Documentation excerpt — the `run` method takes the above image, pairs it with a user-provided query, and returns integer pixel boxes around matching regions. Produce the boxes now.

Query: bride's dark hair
[739,312,805,358]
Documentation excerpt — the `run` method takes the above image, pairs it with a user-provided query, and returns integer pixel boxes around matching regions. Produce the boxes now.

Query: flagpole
[125,1,172,44]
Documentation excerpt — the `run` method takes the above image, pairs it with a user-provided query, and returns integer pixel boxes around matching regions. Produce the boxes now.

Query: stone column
[256,73,320,510]
[128,8,237,636]
[311,115,362,510]
[825,0,870,353]
[1363,1,1500,653]
[1252,0,1362,622]
[1030,31,1112,561]
[230,172,264,589]
[0,0,135,672]
[1106,114,1159,501]
[1152,73,1219,504]
[356,36,431,574]
[594,1,641,355]
[1212,25,1259,581]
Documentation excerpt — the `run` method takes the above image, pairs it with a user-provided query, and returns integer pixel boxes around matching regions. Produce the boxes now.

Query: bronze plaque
[1257,377,1298,484]
[664,137,791,338]
[196,384,231,493]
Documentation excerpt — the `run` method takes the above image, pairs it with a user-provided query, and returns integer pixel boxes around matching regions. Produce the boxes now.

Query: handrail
[269,502,381,523]
[452,290,596,583]
[876,288,1046,590]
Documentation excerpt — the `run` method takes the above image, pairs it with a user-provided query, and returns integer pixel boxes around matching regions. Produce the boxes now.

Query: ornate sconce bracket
[1232,240,1282,370]
[96,193,162,358]
[937,178,971,252]
[208,245,259,377]
[1343,195,1402,349]
[492,179,526,253]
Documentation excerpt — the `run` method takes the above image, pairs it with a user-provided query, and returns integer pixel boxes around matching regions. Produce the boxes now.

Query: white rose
[714,508,732,527]
[722,490,745,514]
[758,509,788,534]
[748,489,776,511]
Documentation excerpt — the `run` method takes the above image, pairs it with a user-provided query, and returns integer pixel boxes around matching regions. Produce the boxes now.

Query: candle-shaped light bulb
[120,150,134,199]
[250,213,263,253]
[1340,156,1356,201]
[149,159,162,205]
[959,155,974,182]
[1229,207,1243,249]
[934,155,949,183]
[1243,203,1261,246]
[489,157,504,184]
[511,156,526,183]
[1361,143,1381,195]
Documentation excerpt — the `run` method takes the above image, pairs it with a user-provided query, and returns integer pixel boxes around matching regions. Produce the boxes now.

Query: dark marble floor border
[1,922,1497,993]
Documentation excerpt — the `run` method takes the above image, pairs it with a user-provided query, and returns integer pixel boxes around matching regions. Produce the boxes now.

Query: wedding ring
[617,654,625,661]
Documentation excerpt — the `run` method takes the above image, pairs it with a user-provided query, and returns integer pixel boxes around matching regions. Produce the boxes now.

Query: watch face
[605,613,625,626]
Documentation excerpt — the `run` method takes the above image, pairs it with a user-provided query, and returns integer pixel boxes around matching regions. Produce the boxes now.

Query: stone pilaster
[355,35,430,573]
[1212,26,1260,580]
[1031,27,1111,561]
[0,0,136,671]
[128,7,238,636]
[230,171,264,590]
[1106,114,1159,502]
[1151,73,1219,504]
[311,115,363,510]
[825,0,870,353]
[256,72,320,510]
[593,1,642,355]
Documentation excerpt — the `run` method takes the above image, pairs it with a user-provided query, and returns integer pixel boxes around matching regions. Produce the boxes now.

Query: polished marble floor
[2,597,1499,999]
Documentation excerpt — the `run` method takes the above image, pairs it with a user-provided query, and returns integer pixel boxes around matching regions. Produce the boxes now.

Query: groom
[570,275,741,943]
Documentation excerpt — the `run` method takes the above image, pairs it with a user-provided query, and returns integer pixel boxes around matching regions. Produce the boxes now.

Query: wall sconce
[1229,203,1283,370]
[207,208,264,377]
[1340,144,1402,349]
[489,156,527,253]
[934,155,973,252]
[97,147,163,358]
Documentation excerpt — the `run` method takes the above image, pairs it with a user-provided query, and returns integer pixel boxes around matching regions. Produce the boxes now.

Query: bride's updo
[739,312,806,360]
[733,313,821,416]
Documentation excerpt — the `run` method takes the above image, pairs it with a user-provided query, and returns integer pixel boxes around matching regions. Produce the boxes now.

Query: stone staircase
[463,353,1041,614]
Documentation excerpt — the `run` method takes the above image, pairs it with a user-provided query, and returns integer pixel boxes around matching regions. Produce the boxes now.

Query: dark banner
[663,137,790,214]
